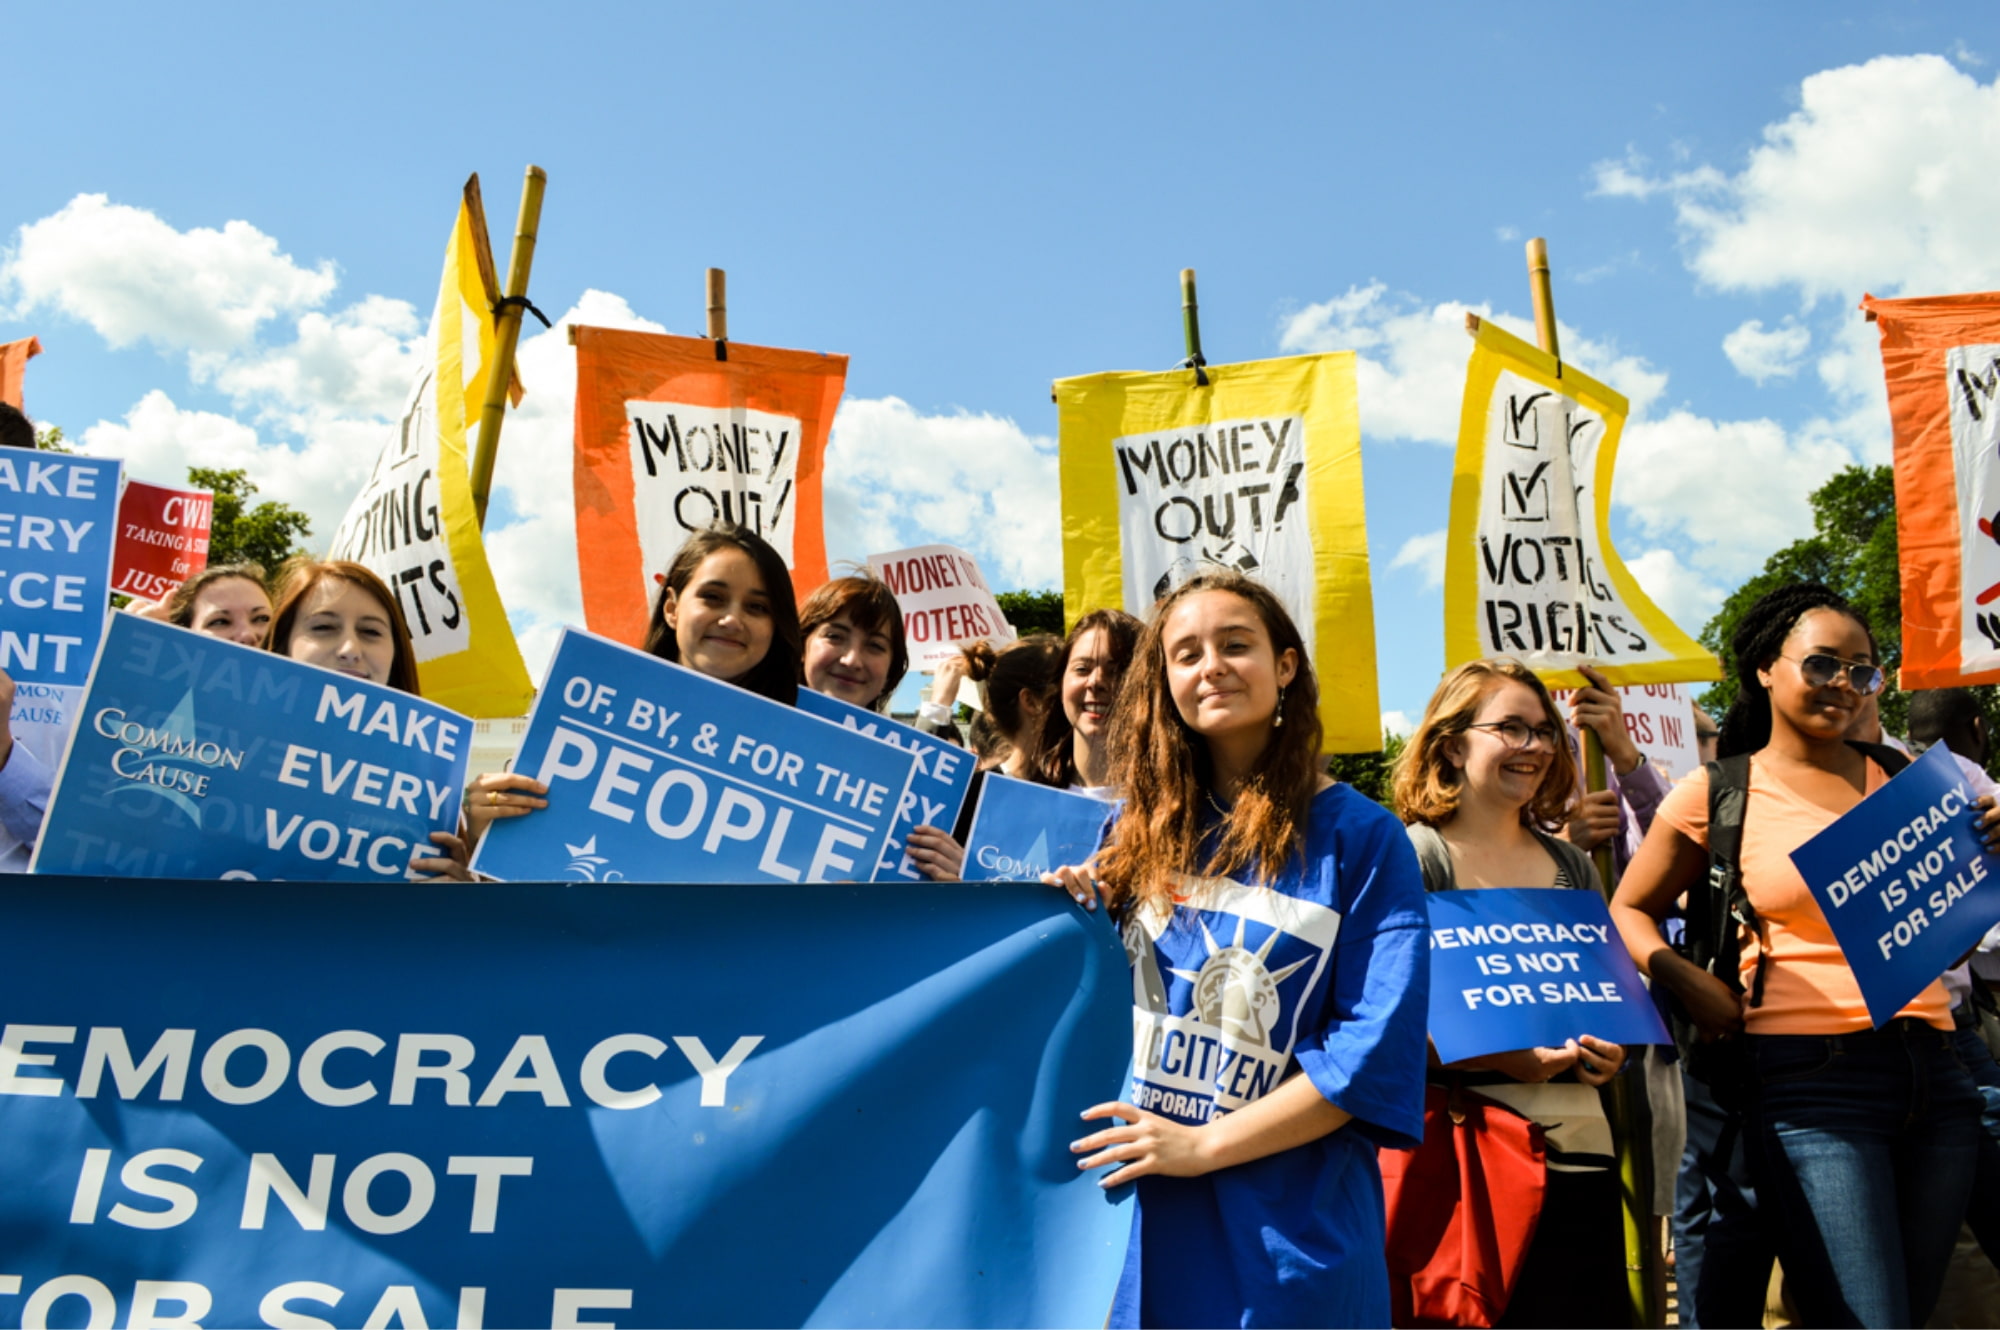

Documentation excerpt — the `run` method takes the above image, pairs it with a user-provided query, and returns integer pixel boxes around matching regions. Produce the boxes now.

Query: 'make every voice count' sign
[471,629,920,884]
[795,688,975,881]
[1426,887,1669,1065]
[1790,741,2000,1026]
[32,612,470,881]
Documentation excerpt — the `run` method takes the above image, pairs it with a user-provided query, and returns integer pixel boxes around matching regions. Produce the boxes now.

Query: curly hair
[1093,572,1323,915]
[1034,608,1143,789]
[1717,582,1874,759]
[1391,658,1578,829]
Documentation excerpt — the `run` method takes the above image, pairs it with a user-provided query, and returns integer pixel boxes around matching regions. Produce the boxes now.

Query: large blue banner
[795,689,975,881]
[961,775,1116,882]
[1790,741,2000,1025]
[0,875,1132,1328]
[1426,888,1670,1064]
[31,613,470,881]
[0,451,119,689]
[471,630,919,884]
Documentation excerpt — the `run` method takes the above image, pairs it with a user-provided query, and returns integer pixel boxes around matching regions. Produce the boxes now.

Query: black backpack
[1673,740,1910,1098]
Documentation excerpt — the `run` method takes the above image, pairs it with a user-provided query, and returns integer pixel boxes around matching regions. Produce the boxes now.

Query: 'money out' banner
[795,688,975,881]
[0,874,1133,1327]
[1861,291,2000,687]
[1055,352,1381,751]
[1425,888,1669,1065]
[1444,317,1719,689]
[1790,741,2000,1025]
[572,327,846,647]
[471,629,918,884]
[31,613,471,881]
[1,451,119,691]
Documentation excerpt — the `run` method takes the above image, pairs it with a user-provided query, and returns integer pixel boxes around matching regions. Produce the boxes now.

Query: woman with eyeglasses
[1391,657,1630,1328]
[1611,582,1987,1328]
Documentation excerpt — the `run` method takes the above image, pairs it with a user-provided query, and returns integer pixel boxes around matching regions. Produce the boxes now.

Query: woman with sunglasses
[1611,582,1986,1328]
[1392,658,1629,1328]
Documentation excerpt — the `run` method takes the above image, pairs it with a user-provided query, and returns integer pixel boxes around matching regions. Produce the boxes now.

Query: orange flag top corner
[0,336,43,410]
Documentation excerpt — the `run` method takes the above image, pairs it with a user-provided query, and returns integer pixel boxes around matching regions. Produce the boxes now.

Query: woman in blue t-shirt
[1048,571,1431,1329]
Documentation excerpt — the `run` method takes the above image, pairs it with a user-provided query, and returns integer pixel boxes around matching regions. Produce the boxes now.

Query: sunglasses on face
[1779,652,1884,696]
[1466,720,1560,751]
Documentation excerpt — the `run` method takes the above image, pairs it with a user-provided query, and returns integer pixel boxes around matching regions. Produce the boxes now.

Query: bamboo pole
[1525,236,1656,1329]
[470,165,547,528]
[1180,268,1208,384]
[707,267,727,358]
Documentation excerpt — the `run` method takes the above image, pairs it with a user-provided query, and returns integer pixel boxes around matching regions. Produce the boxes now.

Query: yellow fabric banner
[329,182,533,717]
[1444,318,1718,688]
[1054,354,1382,752]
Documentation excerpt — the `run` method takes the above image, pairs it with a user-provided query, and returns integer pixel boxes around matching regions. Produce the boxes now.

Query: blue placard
[471,629,919,884]
[1425,888,1670,1064]
[0,451,120,689]
[960,774,1116,881]
[796,689,976,881]
[0,874,1131,1328]
[30,613,470,881]
[1789,741,2000,1026]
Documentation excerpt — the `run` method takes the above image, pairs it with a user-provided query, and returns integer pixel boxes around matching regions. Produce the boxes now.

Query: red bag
[1379,1083,1547,1328]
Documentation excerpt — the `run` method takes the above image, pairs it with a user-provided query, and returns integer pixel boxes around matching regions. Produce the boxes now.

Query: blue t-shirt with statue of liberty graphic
[1110,781,1430,1330]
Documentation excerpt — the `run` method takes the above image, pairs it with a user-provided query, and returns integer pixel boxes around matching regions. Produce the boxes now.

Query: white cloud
[2,194,336,352]
[1722,318,1811,383]
[1277,283,1666,445]
[1624,547,1726,634]
[1380,710,1416,741]
[1390,528,1446,590]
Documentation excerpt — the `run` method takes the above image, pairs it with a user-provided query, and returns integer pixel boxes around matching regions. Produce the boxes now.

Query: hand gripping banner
[1860,292,2000,687]
[572,328,846,647]
[0,875,1132,1328]
[328,179,534,718]
[1054,354,1382,752]
[1444,317,1719,688]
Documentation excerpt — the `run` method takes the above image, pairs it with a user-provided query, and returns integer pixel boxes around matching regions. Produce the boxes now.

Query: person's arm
[1610,821,1744,1039]
[904,824,965,881]
[914,656,969,744]
[1071,1073,1351,1186]
[0,671,53,865]
[1618,761,1670,836]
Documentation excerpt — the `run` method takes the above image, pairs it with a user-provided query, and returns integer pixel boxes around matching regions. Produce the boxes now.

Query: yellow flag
[330,179,534,716]
[1444,318,1718,688]
[1055,353,1382,752]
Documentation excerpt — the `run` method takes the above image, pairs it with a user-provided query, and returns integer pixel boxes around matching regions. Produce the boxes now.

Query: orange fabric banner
[0,336,43,409]
[572,327,846,646]
[1862,292,2000,688]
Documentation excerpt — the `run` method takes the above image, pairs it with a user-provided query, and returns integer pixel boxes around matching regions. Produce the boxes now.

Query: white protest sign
[1549,681,1702,781]
[868,543,1016,671]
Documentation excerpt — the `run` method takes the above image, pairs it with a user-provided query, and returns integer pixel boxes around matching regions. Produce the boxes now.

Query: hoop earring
[1274,684,1287,728]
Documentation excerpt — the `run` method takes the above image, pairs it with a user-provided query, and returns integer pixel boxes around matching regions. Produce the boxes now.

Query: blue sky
[4,4,1993,731]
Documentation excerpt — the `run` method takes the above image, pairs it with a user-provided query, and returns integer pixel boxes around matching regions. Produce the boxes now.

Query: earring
[1274,684,1287,728]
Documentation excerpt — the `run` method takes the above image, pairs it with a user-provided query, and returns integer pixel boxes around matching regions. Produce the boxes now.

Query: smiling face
[1161,590,1298,744]
[803,610,894,708]
[1761,607,1876,742]
[188,576,272,647]
[661,547,775,684]
[1447,679,1560,813]
[284,577,398,685]
[1063,627,1123,740]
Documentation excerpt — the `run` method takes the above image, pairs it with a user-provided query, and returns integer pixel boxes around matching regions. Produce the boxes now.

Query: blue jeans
[1950,1023,2000,1269]
[1748,1020,1982,1328]
[1673,1066,1773,1328]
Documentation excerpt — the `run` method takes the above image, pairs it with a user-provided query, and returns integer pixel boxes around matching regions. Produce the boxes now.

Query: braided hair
[1717,582,1874,759]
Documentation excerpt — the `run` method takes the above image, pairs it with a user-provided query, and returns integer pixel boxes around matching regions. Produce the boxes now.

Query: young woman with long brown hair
[1035,608,1142,795]
[1047,571,1430,1328]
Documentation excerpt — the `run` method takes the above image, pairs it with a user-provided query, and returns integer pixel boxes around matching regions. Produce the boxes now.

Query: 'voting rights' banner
[1791,741,2000,1025]
[0,875,1132,1327]
[795,688,975,882]
[961,775,1117,883]
[1,451,119,690]
[1426,888,1669,1064]
[472,629,920,884]
[32,613,470,881]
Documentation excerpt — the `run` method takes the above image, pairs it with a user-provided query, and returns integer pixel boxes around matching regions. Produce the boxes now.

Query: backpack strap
[1701,755,1760,1002]
[1847,739,1911,777]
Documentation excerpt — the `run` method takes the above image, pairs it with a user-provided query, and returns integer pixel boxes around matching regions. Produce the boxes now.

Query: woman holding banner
[1393,658,1629,1328]
[1611,583,1986,1328]
[1047,571,1429,1329]
[1036,609,1142,796]
[797,571,964,881]
[266,558,472,881]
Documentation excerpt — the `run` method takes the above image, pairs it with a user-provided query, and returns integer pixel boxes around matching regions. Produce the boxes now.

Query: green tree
[190,466,314,571]
[994,589,1065,636]
[1327,731,1407,809]
[32,423,69,452]
[1698,463,2000,763]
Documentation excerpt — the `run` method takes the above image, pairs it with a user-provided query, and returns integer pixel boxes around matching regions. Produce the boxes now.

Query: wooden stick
[1527,237,1561,362]
[470,165,547,528]
[706,268,727,343]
